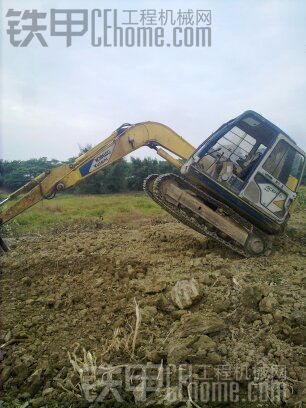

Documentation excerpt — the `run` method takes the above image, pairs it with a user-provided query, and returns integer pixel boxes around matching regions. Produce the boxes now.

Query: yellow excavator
[0,110,305,257]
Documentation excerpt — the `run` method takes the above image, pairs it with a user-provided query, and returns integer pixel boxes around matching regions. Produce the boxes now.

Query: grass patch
[1,185,305,235]
[1,192,164,234]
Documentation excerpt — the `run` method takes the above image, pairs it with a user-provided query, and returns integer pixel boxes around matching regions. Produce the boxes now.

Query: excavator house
[0,110,305,257]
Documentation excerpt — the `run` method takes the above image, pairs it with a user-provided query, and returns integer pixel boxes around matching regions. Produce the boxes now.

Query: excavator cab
[182,111,305,234]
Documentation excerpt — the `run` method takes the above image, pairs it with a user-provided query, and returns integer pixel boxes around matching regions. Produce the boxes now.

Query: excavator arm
[0,122,195,233]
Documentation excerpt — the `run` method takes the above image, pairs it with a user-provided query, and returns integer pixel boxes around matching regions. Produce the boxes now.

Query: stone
[27,368,44,396]
[262,314,273,325]
[44,297,55,308]
[145,350,163,363]
[155,295,173,312]
[171,279,202,309]
[176,313,227,338]
[127,265,136,278]
[218,344,228,356]
[273,310,283,322]
[145,386,181,406]
[4,330,12,342]
[144,281,167,294]
[1,365,12,383]
[21,276,32,287]
[31,316,41,325]
[193,335,217,353]
[22,354,35,367]
[141,306,158,323]
[290,328,306,346]
[259,297,278,313]
[30,397,45,407]
[167,337,195,364]
[94,278,104,287]
[206,351,222,365]
[42,387,54,396]
[241,284,267,309]
[292,311,306,326]
[13,363,29,384]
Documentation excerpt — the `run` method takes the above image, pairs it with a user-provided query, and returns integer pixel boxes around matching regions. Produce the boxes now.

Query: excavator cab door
[241,136,305,222]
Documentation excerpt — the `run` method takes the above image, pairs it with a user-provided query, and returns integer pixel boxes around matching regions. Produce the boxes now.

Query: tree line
[0,156,178,194]
[1,155,305,195]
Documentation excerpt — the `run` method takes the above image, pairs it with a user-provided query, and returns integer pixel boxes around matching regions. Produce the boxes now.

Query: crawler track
[144,173,272,257]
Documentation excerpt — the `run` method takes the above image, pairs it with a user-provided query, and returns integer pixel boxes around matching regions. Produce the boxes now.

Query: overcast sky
[1,0,305,162]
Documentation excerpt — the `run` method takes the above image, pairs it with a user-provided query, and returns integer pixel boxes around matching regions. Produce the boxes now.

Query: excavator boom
[0,122,195,228]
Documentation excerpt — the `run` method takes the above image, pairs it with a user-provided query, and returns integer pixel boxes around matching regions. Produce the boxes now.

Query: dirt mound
[1,211,305,406]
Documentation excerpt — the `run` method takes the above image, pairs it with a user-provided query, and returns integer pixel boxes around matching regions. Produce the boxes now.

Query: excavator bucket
[0,236,9,253]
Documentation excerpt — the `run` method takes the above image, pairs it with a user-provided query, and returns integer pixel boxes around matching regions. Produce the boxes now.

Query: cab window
[262,140,304,191]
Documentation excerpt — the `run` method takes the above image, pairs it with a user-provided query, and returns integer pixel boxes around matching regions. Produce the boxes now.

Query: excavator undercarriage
[143,173,272,257]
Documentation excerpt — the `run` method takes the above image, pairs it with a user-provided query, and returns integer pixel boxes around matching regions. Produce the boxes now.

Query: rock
[14,330,28,339]
[127,265,136,278]
[42,387,54,396]
[193,335,217,353]
[94,278,104,287]
[27,368,44,396]
[167,337,195,364]
[26,298,36,305]
[21,276,32,287]
[4,329,12,342]
[176,313,227,338]
[44,297,55,308]
[218,344,228,356]
[13,363,29,384]
[290,328,306,345]
[141,306,158,323]
[144,281,167,294]
[30,397,45,407]
[170,279,202,309]
[145,386,181,406]
[199,274,213,285]
[262,314,273,325]
[79,309,87,318]
[19,392,31,400]
[292,311,306,326]
[22,354,35,367]
[206,351,222,365]
[145,350,163,363]
[273,310,283,322]
[259,296,278,313]
[113,317,124,328]
[241,284,267,309]
[171,310,188,320]
[1,365,12,383]
[155,295,173,313]
[192,258,202,267]
[214,300,231,313]
[31,316,41,325]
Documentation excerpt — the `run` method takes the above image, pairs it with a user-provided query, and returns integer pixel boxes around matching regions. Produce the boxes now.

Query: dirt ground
[1,209,305,407]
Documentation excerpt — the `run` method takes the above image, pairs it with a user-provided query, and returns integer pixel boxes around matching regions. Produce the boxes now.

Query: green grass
[1,185,305,236]
[297,185,306,209]
[1,193,164,234]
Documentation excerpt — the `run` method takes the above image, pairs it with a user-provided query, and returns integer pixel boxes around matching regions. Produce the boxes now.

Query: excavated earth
[1,209,305,407]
